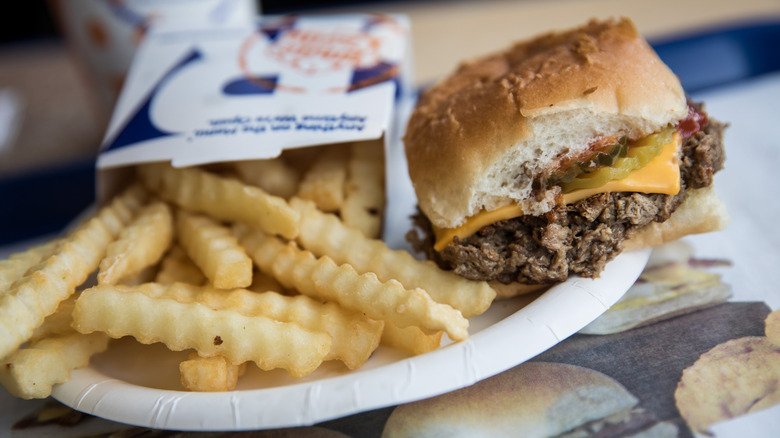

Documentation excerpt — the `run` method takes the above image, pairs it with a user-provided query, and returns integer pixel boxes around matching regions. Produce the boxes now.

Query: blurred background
[1,0,779,248]
[1,2,386,43]
[0,1,341,246]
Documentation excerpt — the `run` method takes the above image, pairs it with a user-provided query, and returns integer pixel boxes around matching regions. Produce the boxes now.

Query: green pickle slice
[545,139,627,187]
[560,127,674,193]
[580,138,628,173]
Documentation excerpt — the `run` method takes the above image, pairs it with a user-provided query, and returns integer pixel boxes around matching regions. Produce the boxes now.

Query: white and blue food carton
[97,12,413,224]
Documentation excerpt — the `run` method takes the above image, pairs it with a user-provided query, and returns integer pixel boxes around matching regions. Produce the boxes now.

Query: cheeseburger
[404,18,728,296]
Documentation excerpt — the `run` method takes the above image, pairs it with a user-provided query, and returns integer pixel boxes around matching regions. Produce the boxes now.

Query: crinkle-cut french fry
[95,184,150,237]
[180,353,246,392]
[234,158,300,199]
[289,198,496,318]
[296,146,349,212]
[192,287,383,369]
[312,260,468,342]
[0,331,109,399]
[0,239,62,292]
[241,230,468,342]
[29,294,79,342]
[98,201,173,285]
[176,210,252,289]
[381,323,443,356]
[0,184,147,360]
[72,283,331,378]
[147,281,381,369]
[0,183,145,294]
[341,140,385,238]
[137,162,300,239]
[155,246,206,286]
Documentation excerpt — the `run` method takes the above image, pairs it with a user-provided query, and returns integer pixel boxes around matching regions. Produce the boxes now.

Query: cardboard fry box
[97,13,413,237]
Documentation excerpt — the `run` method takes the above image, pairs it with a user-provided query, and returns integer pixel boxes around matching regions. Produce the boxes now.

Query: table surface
[1,1,779,437]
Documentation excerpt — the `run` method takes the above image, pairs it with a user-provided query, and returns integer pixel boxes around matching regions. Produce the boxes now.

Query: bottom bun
[489,281,550,299]
[492,186,727,299]
[623,185,728,252]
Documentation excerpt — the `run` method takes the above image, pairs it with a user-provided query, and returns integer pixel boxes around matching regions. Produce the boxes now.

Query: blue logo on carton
[222,75,279,95]
[105,49,203,152]
[102,14,406,157]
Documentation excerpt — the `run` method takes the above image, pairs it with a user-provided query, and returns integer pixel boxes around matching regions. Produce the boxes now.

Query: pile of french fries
[0,141,497,399]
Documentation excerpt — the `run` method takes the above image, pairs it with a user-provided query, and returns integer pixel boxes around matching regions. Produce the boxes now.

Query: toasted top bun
[404,17,688,229]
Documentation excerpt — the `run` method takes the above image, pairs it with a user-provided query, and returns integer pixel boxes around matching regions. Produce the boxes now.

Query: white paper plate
[52,247,650,431]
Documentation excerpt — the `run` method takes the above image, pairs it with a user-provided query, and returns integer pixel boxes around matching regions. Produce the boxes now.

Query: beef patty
[407,116,726,285]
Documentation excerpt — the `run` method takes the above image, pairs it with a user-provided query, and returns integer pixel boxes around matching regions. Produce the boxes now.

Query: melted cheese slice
[433,132,682,251]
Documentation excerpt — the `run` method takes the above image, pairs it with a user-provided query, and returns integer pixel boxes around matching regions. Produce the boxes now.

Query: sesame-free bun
[404,17,688,229]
